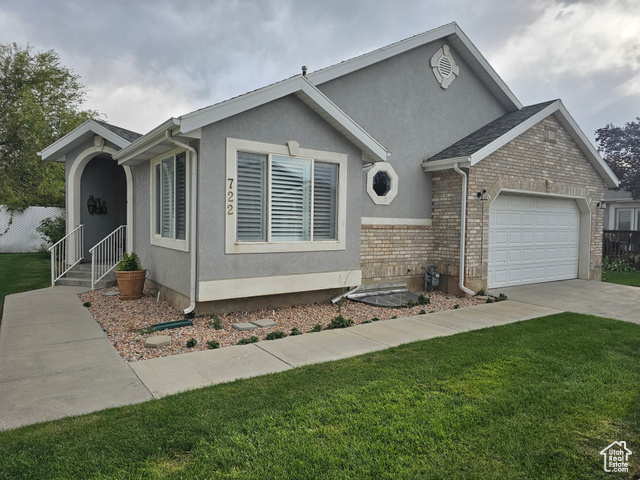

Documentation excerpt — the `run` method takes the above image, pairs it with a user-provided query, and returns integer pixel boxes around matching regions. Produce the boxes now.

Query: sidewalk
[1,286,561,430]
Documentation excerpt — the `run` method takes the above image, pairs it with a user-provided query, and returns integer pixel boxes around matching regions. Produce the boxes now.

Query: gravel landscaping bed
[79,288,484,362]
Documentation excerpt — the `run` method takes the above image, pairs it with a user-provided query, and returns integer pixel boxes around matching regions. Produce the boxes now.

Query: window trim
[226,138,347,254]
[150,147,190,252]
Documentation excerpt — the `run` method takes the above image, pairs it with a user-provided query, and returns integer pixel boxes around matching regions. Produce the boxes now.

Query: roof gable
[422,100,619,188]
[39,119,141,162]
[115,76,389,165]
[308,22,522,112]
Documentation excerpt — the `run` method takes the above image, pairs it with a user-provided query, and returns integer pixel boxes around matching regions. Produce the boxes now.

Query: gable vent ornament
[431,45,459,89]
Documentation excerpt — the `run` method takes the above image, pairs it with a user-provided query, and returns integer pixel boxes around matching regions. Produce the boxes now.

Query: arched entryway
[80,155,127,260]
[67,139,133,262]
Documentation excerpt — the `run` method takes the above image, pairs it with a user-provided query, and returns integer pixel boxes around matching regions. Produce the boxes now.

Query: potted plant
[116,252,147,300]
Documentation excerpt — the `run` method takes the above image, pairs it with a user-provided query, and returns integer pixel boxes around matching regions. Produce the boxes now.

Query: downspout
[452,163,475,296]
[165,130,198,314]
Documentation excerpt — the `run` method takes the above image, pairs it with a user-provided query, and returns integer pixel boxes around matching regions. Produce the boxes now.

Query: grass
[0,252,50,318]
[1,313,639,479]
[603,270,640,287]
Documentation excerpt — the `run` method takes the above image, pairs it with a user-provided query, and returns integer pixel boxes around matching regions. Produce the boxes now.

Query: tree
[0,43,99,209]
[595,118,640,200]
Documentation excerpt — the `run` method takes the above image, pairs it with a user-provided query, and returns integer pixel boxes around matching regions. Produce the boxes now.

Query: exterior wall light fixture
[477,189,487,201]
[596,201,607,210]
[87,195,107,215]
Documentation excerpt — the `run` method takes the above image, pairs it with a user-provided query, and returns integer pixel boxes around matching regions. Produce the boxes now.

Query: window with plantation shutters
[237,152,267,241]
[151,150,188,250]
[271,156,311,241]
[234,151,339,244]
[313,162,338,240]
[227,138,346,254]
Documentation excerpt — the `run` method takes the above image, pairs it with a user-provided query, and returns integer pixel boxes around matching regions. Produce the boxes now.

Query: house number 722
[227,178,234,215]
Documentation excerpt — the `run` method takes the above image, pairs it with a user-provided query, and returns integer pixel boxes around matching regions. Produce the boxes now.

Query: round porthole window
[366,162,398,205]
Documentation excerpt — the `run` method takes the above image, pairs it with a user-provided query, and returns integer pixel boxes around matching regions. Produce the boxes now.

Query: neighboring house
[604,188,640,231]
[39,22,618,314]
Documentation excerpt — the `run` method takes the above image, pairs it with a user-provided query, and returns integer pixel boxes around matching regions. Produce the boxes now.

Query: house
[604,189,640,231]
[39,22,618,314]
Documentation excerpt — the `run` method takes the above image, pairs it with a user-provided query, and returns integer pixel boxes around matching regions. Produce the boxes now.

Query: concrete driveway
[498,279,640,323]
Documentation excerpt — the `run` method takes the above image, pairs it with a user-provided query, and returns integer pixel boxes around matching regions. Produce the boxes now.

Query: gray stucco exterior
[198,94,362,283]
[317,40,508,219]
[130,163,192,297]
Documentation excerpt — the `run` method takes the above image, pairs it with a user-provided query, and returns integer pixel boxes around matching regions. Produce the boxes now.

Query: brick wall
[360,113,606,294]
[467,115,605,289]
[360,224,434,290]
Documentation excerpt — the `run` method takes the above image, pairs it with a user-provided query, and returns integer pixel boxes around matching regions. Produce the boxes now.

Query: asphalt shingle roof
[427,100,557,162]
[93,119,143,143]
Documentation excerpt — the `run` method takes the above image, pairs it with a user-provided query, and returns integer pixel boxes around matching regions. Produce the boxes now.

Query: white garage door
[488,194,580,288]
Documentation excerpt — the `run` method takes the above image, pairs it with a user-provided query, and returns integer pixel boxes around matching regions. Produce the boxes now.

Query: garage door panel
[489,194,579,288]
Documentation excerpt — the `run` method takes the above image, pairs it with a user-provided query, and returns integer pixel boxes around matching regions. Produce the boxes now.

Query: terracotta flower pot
[116,269,147,300]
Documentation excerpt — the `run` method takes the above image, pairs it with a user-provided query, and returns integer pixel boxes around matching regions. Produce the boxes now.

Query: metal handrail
[89,225,126,289]
[49,224,84,286]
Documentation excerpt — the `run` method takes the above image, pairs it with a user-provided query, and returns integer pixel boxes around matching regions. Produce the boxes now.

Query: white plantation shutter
[313,162,338,240]
[237,152,267,241]
[271,156,311,241]
[161,157,175,238]
[155,164,161,235]
[175,153,187,240]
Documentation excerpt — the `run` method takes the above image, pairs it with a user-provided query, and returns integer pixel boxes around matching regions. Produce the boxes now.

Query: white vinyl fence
[0,205,65,253]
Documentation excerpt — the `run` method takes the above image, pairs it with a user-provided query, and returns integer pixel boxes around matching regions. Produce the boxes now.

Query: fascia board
[114,118,180,163]
[178,77,304,133]
[297,78,388,162]
[39,120,130,161]
[421,156,471,172]
[448,26,522,110]
[468,101,561,166]
[554,102,619,188]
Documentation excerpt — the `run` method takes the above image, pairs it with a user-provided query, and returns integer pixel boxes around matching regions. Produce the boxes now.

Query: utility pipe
[452,163,475,296]
[165,130,198,314]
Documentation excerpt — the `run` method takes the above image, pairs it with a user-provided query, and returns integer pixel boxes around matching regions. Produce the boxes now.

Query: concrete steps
[56,263,117,289]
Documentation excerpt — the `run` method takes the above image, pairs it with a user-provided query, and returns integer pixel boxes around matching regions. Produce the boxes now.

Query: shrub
[82,301,91,308]
[37,215,66,249]
[486,297,494,304]
[186,338,197,348]
[361,320,372,324]
[210,316,224,330]
[603,256,639,272]
[453,304,460,309]
[371,317,380,322]
[497,293,508,302]
[238,336,259,345]
[325,314,354,330]
[476,289,486,296]
[206,340,220,349]
[419,309,426,315]
[290,327,303,336]
[118,252,142,271]
[309,324,322,333]
[391,315,398,319]
[418,294,430,305]
[265,330,287,340]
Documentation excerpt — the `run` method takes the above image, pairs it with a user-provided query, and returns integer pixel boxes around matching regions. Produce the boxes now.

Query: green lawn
[1,313,638,479]
[0,252,50,317]
[603,270,640,287]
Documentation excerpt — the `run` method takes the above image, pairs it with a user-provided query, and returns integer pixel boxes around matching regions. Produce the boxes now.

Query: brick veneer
[360,113,606,294]
[360,224,433,290]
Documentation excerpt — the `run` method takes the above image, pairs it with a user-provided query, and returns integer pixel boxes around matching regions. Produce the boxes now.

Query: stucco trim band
[198,270,362,302]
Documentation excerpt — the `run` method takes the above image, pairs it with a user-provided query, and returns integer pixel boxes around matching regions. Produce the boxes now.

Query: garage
[488,194,580,288]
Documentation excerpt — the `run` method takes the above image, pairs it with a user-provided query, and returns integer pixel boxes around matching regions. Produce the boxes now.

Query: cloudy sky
[1,0,639,142]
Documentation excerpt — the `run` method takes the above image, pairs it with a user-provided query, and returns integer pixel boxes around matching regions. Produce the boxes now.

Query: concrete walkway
[1,279,638,430]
